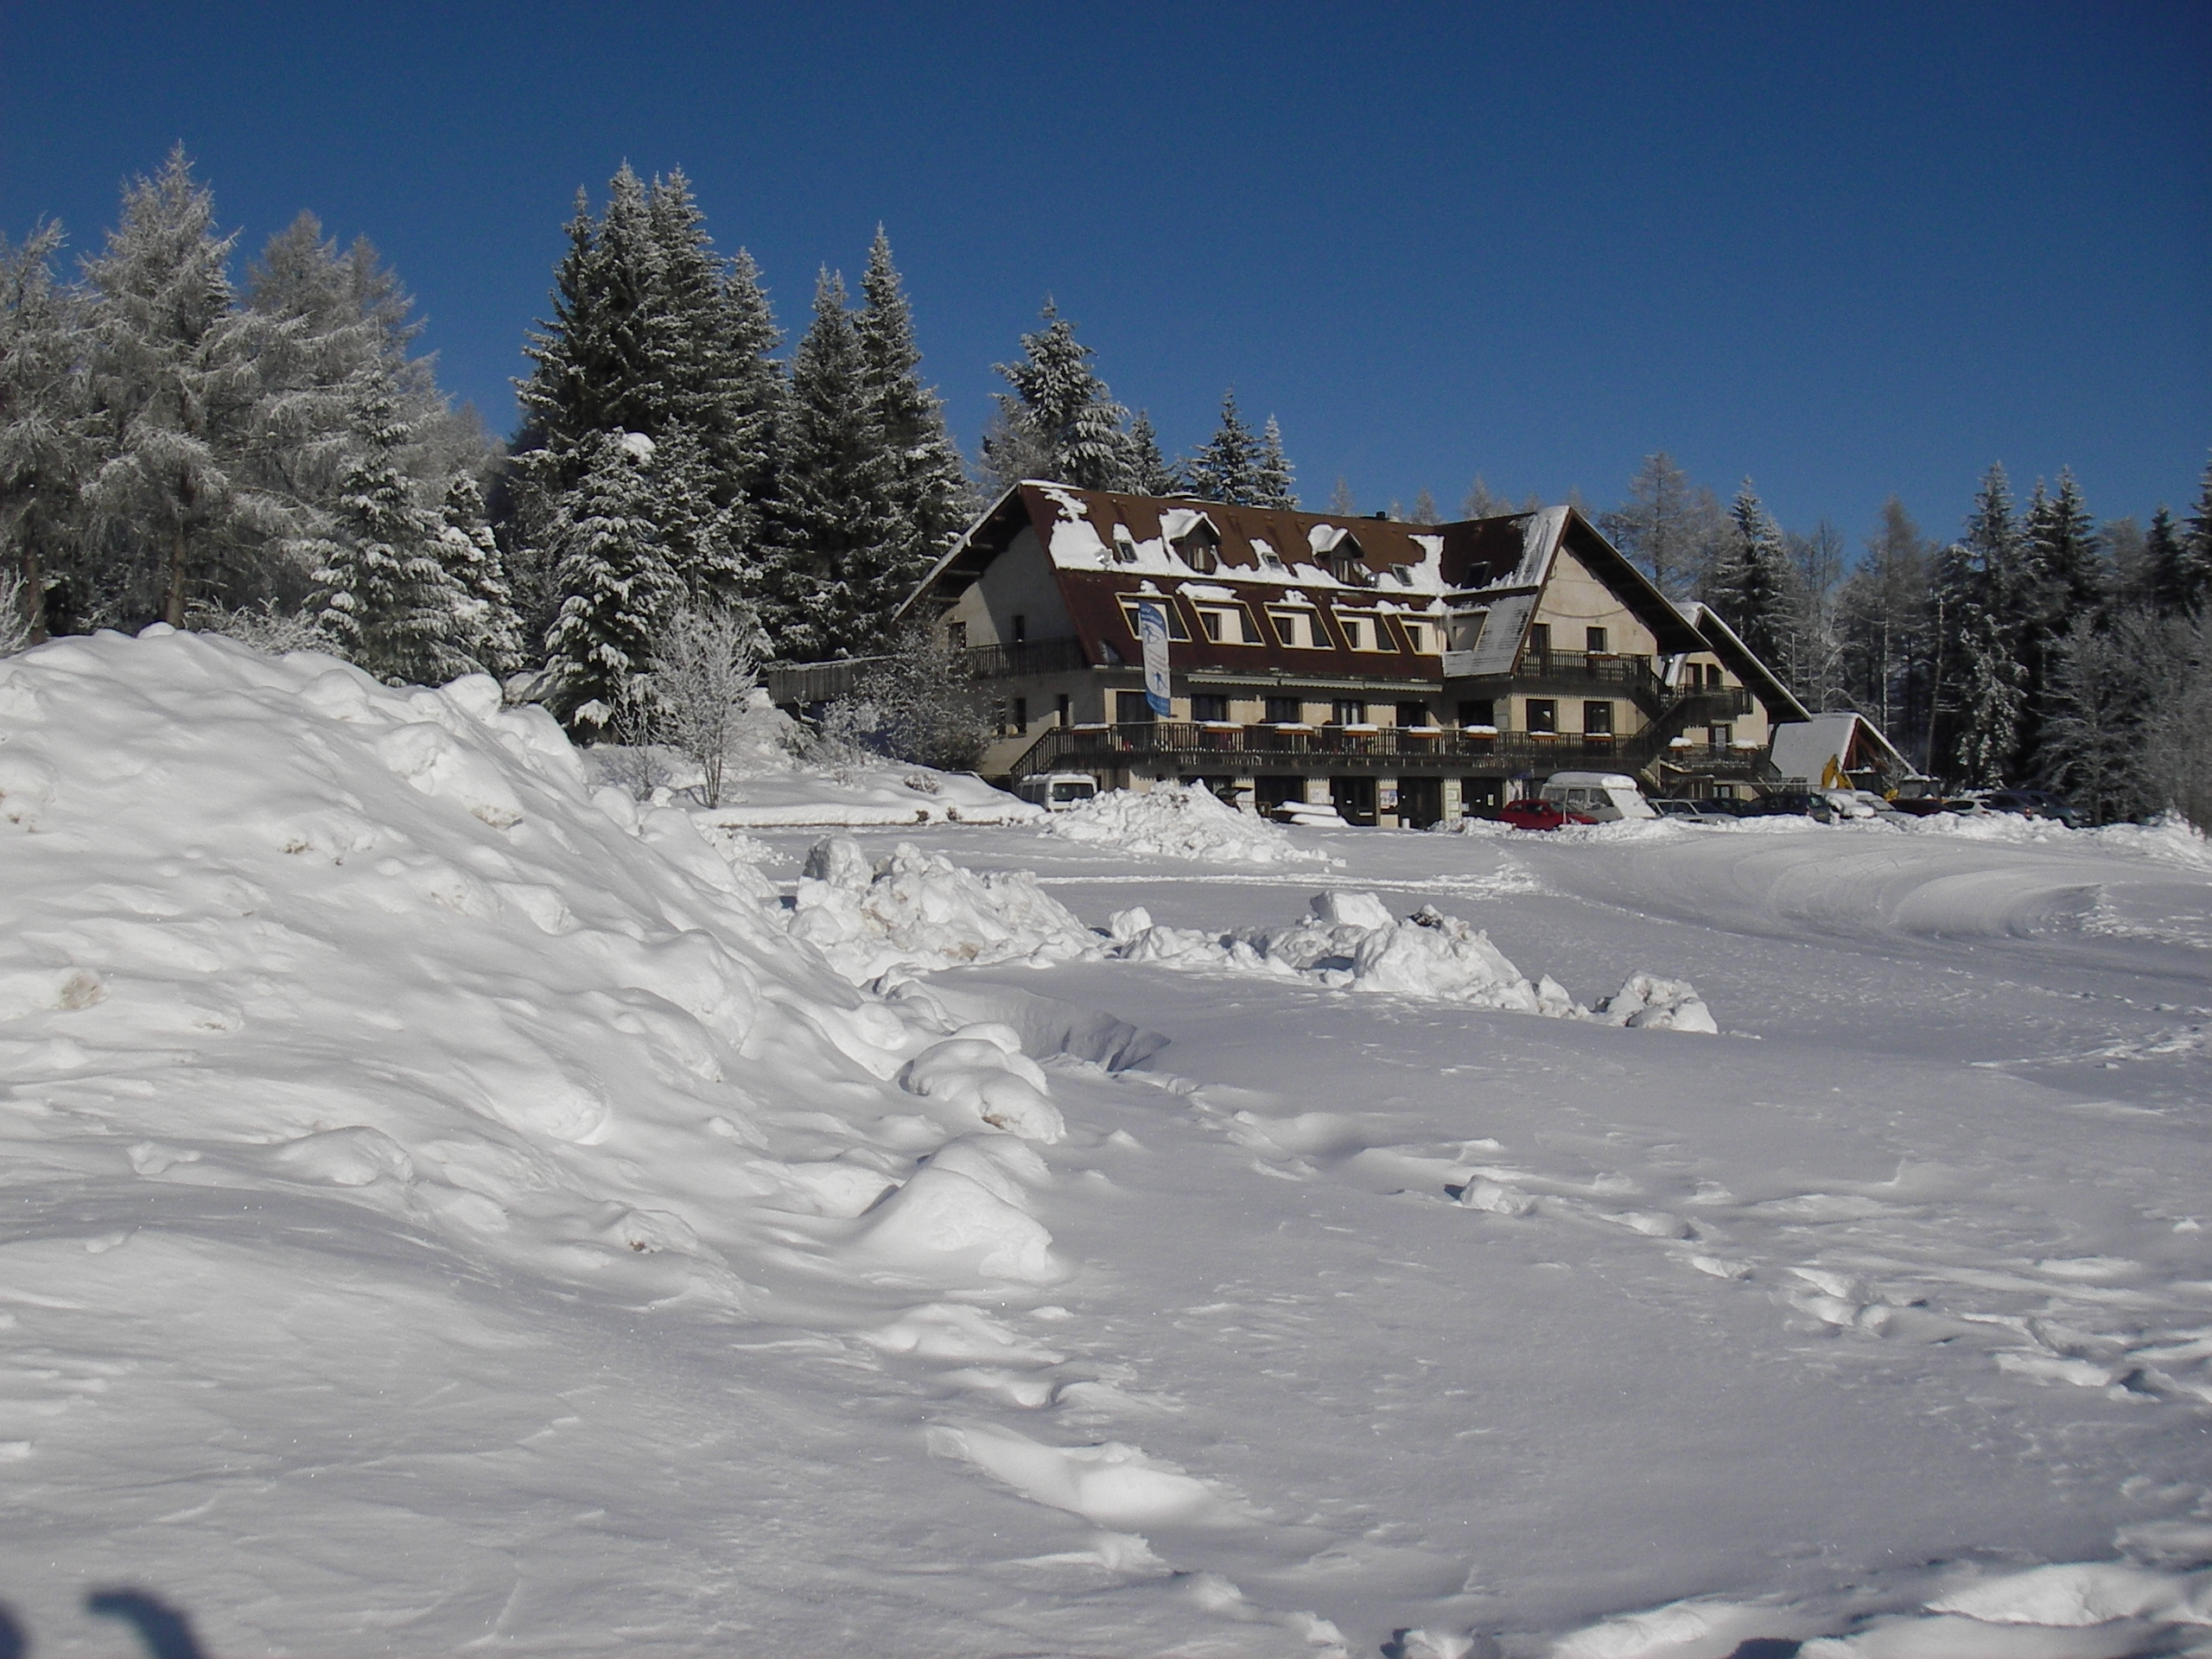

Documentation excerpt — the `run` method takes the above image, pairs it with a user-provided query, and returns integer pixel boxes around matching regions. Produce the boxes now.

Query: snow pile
[0,629,1081,1316]
[1904,807,2212,868]
[1039,782,1327,864]
[789,834,1102,982]
[1105,892,1717,1030]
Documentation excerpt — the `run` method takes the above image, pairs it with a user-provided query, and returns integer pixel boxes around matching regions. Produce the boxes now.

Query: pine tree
[2142,506,2189,616]
[2041,615,2155,823]
[1707,481,1801,680]
[437,471,522,675]
[982,302,1132,492]
[81,146,267,626]
[1125,412,1183,495]
[856,227,972,582]
[541,429,682,728]
[759,270,902,659]
[1187,390,1262,505]
[303,365,473,684]
[0,223,88,643]
[2015,469,2108,777]
[1255,416,1298,511]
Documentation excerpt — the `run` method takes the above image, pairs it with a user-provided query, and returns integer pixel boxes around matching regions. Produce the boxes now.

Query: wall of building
[940,527,1073,647]
[1526,547,1661,657]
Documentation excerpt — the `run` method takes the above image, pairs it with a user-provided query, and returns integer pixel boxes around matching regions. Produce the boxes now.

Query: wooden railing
[1009,722,1678,778]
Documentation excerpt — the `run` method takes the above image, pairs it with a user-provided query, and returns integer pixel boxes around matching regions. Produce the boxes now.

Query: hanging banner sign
[1137,601,1172,717]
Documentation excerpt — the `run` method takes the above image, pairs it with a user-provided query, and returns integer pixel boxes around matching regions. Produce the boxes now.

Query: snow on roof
[1770,712,1911,782]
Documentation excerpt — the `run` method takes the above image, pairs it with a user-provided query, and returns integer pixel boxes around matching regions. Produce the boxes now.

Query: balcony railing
[1007,721,1693,778]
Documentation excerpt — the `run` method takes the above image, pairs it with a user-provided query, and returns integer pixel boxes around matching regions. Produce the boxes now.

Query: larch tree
[1600,452,1723,598]
[81,146,270,627]
[1836,498,1933,747]
[1462,476,1513,518]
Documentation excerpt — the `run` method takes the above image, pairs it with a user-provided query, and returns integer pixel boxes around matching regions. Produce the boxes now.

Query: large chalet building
[773,483,1839,827]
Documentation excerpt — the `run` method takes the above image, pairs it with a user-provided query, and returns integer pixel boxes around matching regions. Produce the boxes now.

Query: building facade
[774,484,1823,826]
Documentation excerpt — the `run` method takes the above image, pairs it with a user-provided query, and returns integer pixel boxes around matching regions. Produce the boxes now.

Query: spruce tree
[541,429,682,728]
[2144,506,2189,616]
[437,471,523,675]
[856,227,972,580]
[1125,412,1183,495]
[303,365,473,684]
[1942,466,2029,784]
[2016,469,2107,776]
[81,146,266,626]
[759,270,901,659]
[982,302,1132,492]
[1707,481,1801,680]
[1255,416,1299,510]
[1187,390,1261,505]
[2180,454,2212,614]
[0,223,88,643]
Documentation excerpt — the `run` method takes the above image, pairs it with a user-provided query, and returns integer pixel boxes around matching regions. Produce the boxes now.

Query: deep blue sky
[5,2,2206,548]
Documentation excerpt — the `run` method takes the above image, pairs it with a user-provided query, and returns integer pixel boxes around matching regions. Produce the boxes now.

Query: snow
[1039,781,1329,864]
[3,626,2209,1657]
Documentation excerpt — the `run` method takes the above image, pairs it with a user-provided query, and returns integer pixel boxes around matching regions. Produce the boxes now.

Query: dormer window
[1173,524,1221,573]
[1110,525,1140,564]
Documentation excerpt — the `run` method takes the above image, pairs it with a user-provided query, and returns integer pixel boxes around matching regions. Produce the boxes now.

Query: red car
[1500,798,1596,831]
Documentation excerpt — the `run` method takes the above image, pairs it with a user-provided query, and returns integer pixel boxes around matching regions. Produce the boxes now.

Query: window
[1395,701,1431,728]
[1265,696,1302,724]
[1268,609,1322,648]
[1446,610,1488,652]
[1111,526,1139,563]
[1176,535,1219,574]
[1332,699,1367,727]
[1527,622,1551,655]
[1401,619,1437,653]
[1192,694,1230,722]
[1458,699,1495,729]
[1525,698,1558,734]
[1120,599,1190,640]
[1586,626,1608,653]
[1012,613,1027,644]
[1336,611,1393,651]
[1195,605,1253,644]
[1056,694,1071,728]
[1708,722,1733,749]
[946,620,967,651]
[1582,700,1613,736]
[1256,548,1285,570]
[1117,690,1156,724]
[1009,697,1028,735]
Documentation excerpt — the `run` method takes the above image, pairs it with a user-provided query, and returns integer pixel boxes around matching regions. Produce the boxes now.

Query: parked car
[1539,771,1659,823]
[1501,798,1597,831]
[1650,798,1700,819]
[1887,794,1952,817]
[1983,788,2083,828]
[1013,772,1100,811]
[1269,800,1347,827]
[1745,790,1838,823]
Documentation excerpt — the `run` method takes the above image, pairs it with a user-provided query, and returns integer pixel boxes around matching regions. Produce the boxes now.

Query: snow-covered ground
[3,632,2209,1656]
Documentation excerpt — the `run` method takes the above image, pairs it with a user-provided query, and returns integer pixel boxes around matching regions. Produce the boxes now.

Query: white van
[1014,772,1099,811]
[1539,772,1658,823]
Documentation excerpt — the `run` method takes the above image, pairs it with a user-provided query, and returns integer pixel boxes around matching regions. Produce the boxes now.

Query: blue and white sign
[1136,601,1172,718]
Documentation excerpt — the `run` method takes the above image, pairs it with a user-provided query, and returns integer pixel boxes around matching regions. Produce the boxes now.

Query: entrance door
[1396,776,1442,829]
[1332,776,1378,826]
[1255,776,1303,815]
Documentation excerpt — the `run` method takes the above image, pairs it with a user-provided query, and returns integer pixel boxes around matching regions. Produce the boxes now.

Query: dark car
[1500,798,1595,831]
[1984,788,2083,829]
[1745,790,1837,823]
[1887,795,1951,817]
[1650,798,1700,819]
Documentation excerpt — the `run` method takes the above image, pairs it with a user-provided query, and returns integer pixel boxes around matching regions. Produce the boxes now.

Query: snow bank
[789,835,1101,982]
[1040,782,1327,864]
[0,628,1081,1321]
[1106,893,1716,1031]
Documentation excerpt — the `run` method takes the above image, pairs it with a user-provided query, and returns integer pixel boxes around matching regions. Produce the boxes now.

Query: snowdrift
[0,627,1082,1314]
[1039,782,1328,864]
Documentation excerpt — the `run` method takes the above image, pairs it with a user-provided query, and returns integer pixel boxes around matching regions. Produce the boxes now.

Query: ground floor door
[1460,776,1504,815]
[1397,776,1443,829]
[1255,775,1303,815]
[1332,775,1378,826]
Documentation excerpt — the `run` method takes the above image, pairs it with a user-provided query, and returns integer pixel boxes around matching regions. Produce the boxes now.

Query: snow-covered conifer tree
[2179,454,2212,615]
[437,471,522,675]
[1255,416,1299,510]
[1707,481,1802,682]
[1125,412,1183,495]
[0,223,88,643]
[540,430,681,728]
[82,147,269,627]
[982,302,1132,492]
[1941,467,2030,784]
[1187,391,1262,505]
[1409,487,1441,525]
[757,271,901,659]
[856,227,972,583]
[302,365,473,684]
[1600,453,1726,598]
